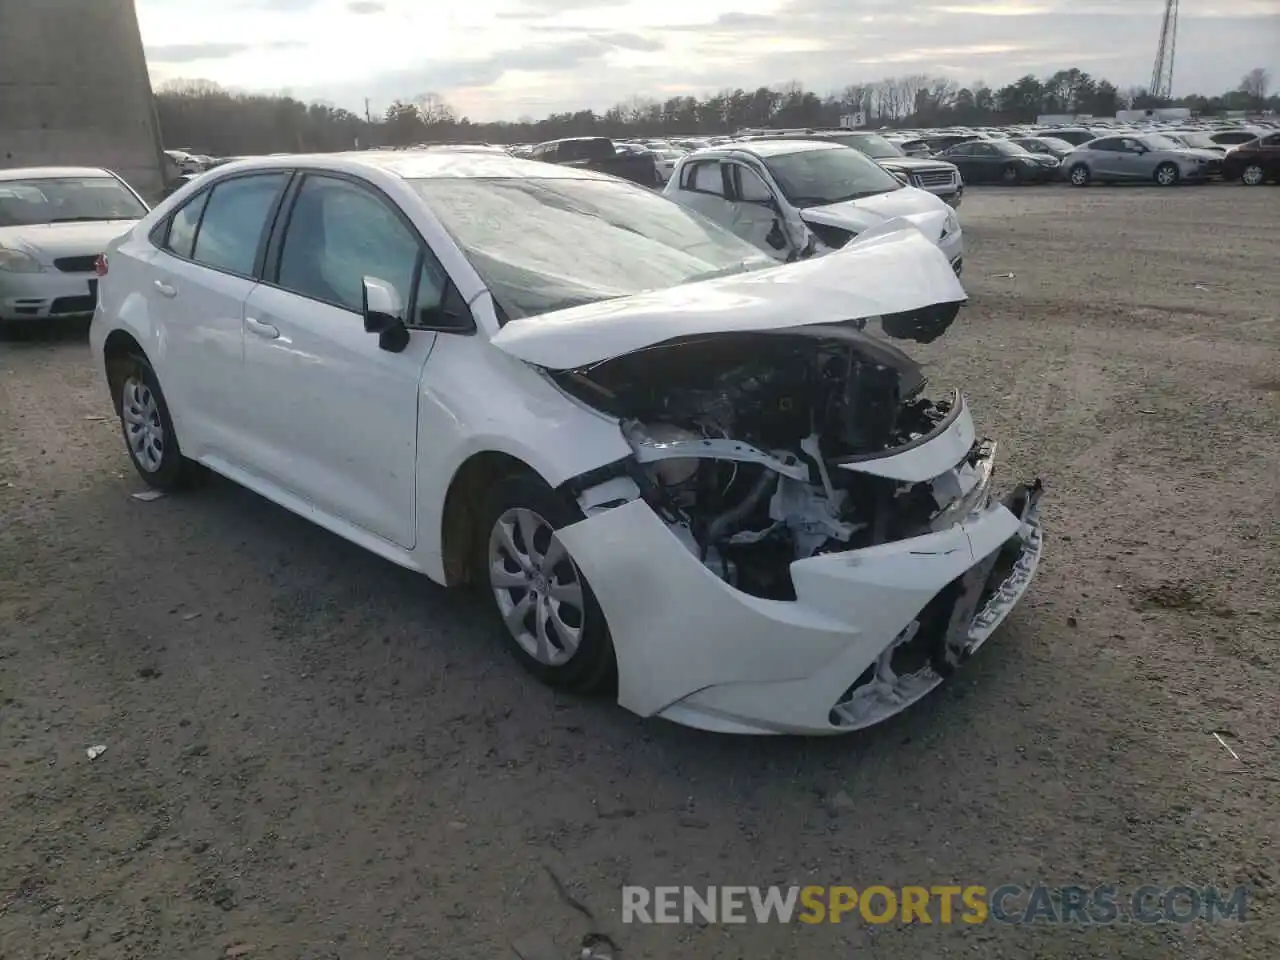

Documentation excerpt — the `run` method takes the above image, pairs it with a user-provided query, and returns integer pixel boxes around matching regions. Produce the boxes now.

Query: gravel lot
[1,184,1277,960]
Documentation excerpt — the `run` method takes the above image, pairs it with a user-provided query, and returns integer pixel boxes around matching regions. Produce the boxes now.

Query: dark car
[941,139,1061,184]
[1009,136,1076,161]
[744,130,964,207]
[1221,131,1280,185]
[529,137,660,187]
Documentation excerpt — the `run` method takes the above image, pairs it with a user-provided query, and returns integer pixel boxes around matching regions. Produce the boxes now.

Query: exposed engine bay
[554,323,998,601]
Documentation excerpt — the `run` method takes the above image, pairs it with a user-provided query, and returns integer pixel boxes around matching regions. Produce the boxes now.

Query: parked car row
[84,149,1045,735]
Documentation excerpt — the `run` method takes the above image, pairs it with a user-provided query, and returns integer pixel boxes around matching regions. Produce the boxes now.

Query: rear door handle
[245,316,279,339]
[154,280,177,298]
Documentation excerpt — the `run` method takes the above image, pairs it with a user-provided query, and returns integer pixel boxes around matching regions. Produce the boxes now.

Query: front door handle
[245,316,279,339]
[154,280,177,298]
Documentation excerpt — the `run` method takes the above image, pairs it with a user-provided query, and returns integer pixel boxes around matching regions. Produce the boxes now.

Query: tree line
[154,68,1276,156]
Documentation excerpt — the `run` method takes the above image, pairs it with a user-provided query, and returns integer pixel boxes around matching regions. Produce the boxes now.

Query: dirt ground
[1,183,1278,960]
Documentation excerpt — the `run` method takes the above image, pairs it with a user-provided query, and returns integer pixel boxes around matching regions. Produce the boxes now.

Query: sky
[137,0,1280,121]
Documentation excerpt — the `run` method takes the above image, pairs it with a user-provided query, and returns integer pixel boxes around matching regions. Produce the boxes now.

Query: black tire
[1001,163,1021,185]
[1240,163,1265,186]
[1154,162,1180,186]
[478,473,616,695]
[1068,164,1090,187]
[113,353,197,490]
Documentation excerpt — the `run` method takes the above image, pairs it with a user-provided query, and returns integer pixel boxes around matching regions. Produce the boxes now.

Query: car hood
[798,188,950,238]
[875,156,957,172]
[1177,148,1224,161]
[0,220,138,264]
[489,220,966,370]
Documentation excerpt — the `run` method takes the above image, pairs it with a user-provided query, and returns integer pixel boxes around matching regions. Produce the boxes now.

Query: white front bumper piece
[556,433,1044,736]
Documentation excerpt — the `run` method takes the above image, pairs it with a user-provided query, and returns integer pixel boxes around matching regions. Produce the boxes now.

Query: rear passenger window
[685,161,725,196]
[166,191,208,259]
[191,173,288,276]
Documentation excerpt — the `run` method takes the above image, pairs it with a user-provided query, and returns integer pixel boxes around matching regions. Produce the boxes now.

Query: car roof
[719,139,842,158]
[212,150,613,182]
[0,166,114,181]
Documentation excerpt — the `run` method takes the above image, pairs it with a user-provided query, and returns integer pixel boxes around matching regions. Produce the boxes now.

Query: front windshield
[412,177,774,321]
[829,134,905,159]
[1141,134,1183,150]
[761,146,903,207]
[0,176,146,226]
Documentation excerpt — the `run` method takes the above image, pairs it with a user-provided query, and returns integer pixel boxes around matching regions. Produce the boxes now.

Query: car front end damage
[490,225,1044,735]
[548,322,1043,735]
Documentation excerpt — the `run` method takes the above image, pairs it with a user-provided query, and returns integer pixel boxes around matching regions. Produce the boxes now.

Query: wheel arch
[102,329,147,414]
[439,450,542,587]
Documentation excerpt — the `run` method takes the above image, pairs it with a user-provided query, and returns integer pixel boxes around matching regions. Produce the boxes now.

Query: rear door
[145,171,290,462]
[239,172,444,548]
[1087,139,1123,178]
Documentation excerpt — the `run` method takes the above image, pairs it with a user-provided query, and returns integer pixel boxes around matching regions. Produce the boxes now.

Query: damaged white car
[90,151,1043,736]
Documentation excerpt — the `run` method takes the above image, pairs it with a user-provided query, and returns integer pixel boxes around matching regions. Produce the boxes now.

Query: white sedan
[90,151,1043,736]
[664,140,964,273]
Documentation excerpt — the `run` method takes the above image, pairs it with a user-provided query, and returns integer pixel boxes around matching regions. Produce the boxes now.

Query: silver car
[1065,134,1223,187]
[0,167,148,326]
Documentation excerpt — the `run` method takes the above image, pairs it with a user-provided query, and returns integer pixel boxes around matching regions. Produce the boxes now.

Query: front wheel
[114,355,197,489]
[480,474,616,694]
[1241,163,1265,186]
[1154,162,1180,186]
[1068,164,1091,186]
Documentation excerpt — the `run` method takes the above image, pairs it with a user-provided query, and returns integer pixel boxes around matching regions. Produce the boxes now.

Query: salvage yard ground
[1,184,1277,960]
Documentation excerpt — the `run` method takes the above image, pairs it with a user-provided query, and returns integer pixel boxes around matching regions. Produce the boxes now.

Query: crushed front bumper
[556,477,1044,736]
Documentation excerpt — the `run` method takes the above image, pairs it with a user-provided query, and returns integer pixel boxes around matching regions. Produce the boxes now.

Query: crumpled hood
[875,156,958,173]
[0,220,137,265]
[490,220,966,370]
[1178,148,1224,161]
[798,188,950,239]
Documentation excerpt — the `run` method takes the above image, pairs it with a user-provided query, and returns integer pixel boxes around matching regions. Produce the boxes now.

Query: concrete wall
[0,0,165,199]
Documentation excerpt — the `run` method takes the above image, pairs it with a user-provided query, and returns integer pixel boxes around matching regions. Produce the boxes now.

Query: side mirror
[891,171,910,185]
[361,276,409,353]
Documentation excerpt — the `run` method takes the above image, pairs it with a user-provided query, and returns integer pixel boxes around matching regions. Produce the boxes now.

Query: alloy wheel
[1069,166,1088,186]
[1156,164,1179,186]
[121,376,165,473]
[488,507,585,667]
[1242,164,1264,186]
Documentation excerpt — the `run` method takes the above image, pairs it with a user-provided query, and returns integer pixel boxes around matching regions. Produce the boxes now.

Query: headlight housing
[0,246,44,273]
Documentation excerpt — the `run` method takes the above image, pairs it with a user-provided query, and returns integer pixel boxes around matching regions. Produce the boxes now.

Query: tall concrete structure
[0,0,166,198]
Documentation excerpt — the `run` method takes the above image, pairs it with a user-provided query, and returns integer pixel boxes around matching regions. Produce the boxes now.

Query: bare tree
[1239,68,1271,107]
[413,92,456,126]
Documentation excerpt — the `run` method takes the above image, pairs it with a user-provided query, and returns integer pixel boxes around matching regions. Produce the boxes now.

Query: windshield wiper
[49,215,114,223]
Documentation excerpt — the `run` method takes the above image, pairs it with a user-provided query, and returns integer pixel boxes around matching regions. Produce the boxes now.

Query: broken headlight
[928,440,997,531]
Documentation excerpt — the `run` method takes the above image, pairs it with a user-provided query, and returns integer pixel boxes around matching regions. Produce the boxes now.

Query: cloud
[147,41,302,63]
[137,0,1280,120]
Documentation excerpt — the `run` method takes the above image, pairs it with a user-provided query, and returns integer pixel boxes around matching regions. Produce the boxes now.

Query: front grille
[53,255,99,273]
[913,169,956,187]
[50,295,96,315]
[1204,160,1222,173]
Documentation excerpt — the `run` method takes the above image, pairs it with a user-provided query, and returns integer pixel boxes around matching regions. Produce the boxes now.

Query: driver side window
[276,175,420,316]
[732,164,774,204]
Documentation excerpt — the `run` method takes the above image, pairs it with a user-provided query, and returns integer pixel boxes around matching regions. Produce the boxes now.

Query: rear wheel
[1001,163,1021,185]
[1154,162,1180,186]
[479,474,616,694]
[1068,164,1090,187]
[1241,163,1265,186]
[114,355,197,490]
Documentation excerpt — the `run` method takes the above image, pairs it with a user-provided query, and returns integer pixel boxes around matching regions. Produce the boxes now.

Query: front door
[240,173,441,549]
[723,161,797,259]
